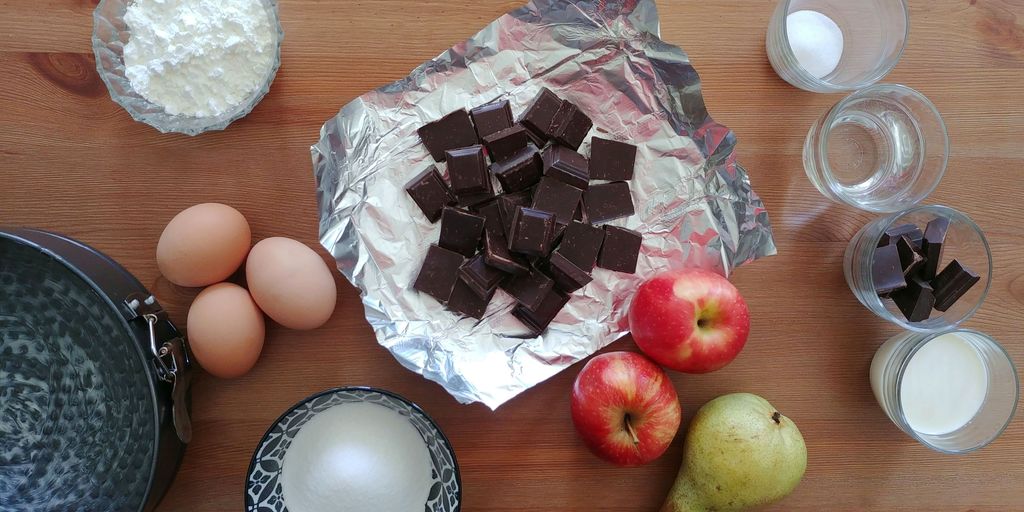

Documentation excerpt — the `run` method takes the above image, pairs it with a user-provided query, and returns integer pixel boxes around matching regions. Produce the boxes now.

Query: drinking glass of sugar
[766,0,909,93]
[871,329,1018,454]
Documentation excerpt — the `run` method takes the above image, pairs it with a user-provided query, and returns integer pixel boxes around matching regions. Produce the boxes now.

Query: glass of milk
[845,205,992,332]
[871,329,1018,453]
[766,0,909,93]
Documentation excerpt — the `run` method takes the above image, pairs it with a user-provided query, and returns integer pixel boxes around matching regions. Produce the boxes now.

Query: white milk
[281,402,433,512]
[786,10,844,79]
[872,333,989,436]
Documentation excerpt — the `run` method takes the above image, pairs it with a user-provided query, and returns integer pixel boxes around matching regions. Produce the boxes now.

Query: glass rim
[862,204,992,332]
[816,84,950,213]
[779,0,910,92]
[892,329,1020,454]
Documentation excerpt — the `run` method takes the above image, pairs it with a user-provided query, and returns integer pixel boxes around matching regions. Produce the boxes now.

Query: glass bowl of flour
[245,387,462,512]
[93,0,283,135]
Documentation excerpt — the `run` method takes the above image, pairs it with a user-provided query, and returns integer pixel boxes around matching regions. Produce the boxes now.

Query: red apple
[628,269,750,374]
[570,351,682,466]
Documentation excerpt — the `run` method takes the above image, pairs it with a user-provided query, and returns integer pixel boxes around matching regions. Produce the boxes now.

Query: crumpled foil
[312,0,776,409]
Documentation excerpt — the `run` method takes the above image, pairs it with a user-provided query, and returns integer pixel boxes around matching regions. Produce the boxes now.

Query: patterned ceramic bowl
[245,387,461,512]
[91,0,283,136]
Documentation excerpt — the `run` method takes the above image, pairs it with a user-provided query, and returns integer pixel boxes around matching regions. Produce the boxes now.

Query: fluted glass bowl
[92,0,283,136]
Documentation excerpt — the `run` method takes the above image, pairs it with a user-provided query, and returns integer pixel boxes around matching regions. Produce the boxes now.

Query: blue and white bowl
[245,387,462,512]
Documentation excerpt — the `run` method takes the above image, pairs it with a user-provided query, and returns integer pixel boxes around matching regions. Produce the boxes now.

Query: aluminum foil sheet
[312,0,776,409]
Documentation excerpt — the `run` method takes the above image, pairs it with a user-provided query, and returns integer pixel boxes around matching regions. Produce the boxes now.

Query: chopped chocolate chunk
[470,100,514,141]
[873,244,907,296]
[519,88,562,142]
[491,146,542,193]
[590,137,637,181]
[896,235,925,277]
[879,224,923,248]
[508,207,556,257]
[502,267,555,311]
[597,225,642,274]
[931,260,981,312]
[473,201,504,237]
[482,125,531,162]
[498,189,534,238]
[548,101,593,150]
[406,166,456,222]
[542,145,590,190]
[585,182,635,223]
[512,289,569,334]
[459,254,506,299]
[447,278,493,319]
[414,245,466,303]
[557,221,604,271]
[439,207,485,258]
[483,229,530,275]
[446,145,491,197]
[456,190,496,208]
[921,217,950,280]
[892,276,935,323]
[531,177,584,226]
[418,109,479,162]
[544,252,593,293]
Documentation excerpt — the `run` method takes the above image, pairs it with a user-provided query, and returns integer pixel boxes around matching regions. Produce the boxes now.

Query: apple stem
[772,411,782,424]
[624,414,640,446]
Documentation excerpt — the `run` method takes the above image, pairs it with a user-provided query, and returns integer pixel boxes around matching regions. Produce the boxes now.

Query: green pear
[661,393,807,512]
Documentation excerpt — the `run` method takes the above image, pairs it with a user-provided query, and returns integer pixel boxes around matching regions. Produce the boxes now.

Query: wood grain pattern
[2,0,1023,510]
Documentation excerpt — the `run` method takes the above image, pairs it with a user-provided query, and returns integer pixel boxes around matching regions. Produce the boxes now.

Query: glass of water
[803,84,949,212]
[766,0,909,93]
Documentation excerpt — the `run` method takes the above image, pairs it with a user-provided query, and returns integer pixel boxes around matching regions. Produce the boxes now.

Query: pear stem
[772,411,782,424]
[624,414,640,445]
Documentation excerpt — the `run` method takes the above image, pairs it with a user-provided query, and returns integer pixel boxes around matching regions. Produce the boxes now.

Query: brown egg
[186,282,265,379]
[157,203,251,287]
[245,237,338,330]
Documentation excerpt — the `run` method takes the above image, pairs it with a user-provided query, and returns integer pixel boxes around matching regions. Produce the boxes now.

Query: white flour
[123,0,276,118]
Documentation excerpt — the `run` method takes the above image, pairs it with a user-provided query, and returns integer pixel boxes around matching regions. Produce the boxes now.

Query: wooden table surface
[3,0,1023,510]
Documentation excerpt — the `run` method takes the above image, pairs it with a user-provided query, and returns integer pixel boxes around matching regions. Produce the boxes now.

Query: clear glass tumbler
[870,329,1018,454]
[804,84,949,212]
[766,0,909,93]
[845,205,991,331]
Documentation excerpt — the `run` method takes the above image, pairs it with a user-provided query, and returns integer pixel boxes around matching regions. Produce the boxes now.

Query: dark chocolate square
[873,244,907,296]
[482,124,531,163]
[483,229,530,275]
[447,278,493,319]
[439,207,485,258]
[585,182,635,223]
[931,259,981,312]
[471,100,514,141]
[498,189,534,239]
[531,177,584,226]
[473,201,504,238]
[557,221,604,271]
[920,217,950,280]
[459,254,506,299]
[491,146,542,193]
[542,145,590,190]
[589,137,637,181]
[508,207,556,257]
[512,289,569,334]
[548,101,593,150]
[502,267,555,311]
[456,189,496,208]
[878,224,923,248]
[597,225,642,274]
[892,276,935,323]
[544,252,593,293]
[519,88,563,142]
[406,166,456,222]
[418,109,479,162]
[446,145,491,197]
[414,245,466,303]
